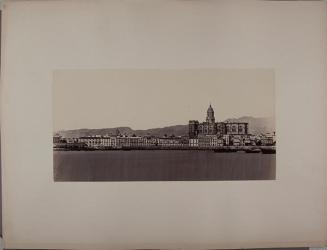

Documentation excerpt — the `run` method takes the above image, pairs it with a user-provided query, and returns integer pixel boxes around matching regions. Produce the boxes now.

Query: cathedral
[189,104,249,138]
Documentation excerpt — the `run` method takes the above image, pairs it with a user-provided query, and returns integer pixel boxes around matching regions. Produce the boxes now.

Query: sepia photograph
[53,69,276,181]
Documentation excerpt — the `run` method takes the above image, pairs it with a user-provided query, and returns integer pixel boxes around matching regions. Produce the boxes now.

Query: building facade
[189,105,248,138]
[198,135,224,148]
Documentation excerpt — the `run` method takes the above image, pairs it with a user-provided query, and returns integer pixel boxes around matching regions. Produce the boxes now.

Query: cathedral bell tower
[206,104,215,124]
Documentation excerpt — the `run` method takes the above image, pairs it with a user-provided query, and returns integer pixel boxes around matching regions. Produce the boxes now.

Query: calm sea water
[53,150,276,181]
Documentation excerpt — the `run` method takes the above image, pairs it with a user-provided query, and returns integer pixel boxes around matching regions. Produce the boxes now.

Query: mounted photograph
[53,69,276,181]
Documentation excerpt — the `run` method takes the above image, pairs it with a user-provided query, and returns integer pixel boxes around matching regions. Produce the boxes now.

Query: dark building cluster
[189,104,248,138]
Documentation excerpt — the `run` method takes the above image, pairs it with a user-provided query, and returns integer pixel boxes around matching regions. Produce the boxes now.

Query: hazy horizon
[53,69,275,131]
[55,115,275,132]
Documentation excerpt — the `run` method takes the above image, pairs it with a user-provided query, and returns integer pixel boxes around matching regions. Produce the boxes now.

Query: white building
[189,138,199,147]
[78,136,116,148]
[198,135,223,148]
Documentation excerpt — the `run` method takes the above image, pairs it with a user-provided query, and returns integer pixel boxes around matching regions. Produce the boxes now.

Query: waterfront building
[66,138,78,144]
[77,136,116,149]
[189,138,199,147]
[260,133,275,146]
[243,136,252,146]
[99,137,116,148]
[145,137,158,147]
[129,136,140,147]
[116,136,129,148]
[231,138,241,146]
[198,135,223,148]
[223,134,230,146]
[53,134,62,143]
[115,136,155,148]
[157,137,183,148]
[108,137,116,148]
[78,136,101,148]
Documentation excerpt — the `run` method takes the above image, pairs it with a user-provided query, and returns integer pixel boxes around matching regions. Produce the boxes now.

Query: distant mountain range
[56,116,275,138]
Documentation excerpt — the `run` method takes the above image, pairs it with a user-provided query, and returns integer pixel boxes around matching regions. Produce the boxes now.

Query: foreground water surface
[54,150,276,181]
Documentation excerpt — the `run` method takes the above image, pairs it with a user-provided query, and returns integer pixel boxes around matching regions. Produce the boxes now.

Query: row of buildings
[53,133,275,150]
[53,105,276,150]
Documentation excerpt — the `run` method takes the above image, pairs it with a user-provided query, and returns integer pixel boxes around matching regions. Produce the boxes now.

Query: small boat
[122,146,132,151]
[214,148,228,153]
[245,148,261,153]
[261,147,276,154]
[214,147,237,153]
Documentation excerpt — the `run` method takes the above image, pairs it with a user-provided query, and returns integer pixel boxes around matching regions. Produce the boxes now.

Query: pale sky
[53,69,275,131]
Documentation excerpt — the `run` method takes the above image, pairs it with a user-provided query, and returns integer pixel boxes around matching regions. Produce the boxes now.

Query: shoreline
[53,145,276,154]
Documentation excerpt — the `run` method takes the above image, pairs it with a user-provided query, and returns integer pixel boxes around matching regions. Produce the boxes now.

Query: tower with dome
[189,104,249,139]
[206,104,215,124]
